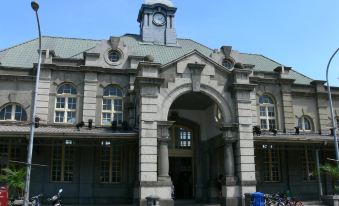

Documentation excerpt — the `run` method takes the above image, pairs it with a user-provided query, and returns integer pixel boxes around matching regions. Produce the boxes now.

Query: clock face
[153,13,166,26]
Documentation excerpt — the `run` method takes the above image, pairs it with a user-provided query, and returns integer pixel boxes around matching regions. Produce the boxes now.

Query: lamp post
[24,1,42,206]
[326,48,339,169]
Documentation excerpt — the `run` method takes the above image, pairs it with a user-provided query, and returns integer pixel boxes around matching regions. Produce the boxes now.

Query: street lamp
[24,1,42,206]
[326,48,339,169]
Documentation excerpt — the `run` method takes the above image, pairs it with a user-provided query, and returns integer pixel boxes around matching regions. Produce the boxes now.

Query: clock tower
[138,0,177,46]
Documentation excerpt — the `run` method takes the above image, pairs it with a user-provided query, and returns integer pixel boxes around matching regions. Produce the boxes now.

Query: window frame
[99,141,122,184]
[0,140,21,172]
[263,148,281,182]
[0,104,27,122]
[169,125,194,157]
[259,95,276,130]
[297,116,313,131]
[54,83,77,124]
[101,85,124,126]
[301,148,316,182]
[50,140,75,182]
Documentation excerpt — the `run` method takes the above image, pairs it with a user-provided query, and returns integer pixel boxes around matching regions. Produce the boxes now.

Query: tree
[320,163,339,194]
[0,166,26,199]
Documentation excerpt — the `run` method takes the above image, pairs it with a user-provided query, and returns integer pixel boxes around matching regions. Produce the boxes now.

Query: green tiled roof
[0,36,99,68]
[0,34,313,85]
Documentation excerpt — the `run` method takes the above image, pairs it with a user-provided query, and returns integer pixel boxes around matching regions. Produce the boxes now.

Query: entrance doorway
[169,157,193,199]
[168,124,194,200]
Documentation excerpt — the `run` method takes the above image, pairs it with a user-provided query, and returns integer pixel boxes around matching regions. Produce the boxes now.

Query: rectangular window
[301,149,316,181]
[268,107,275,117]
[175,127,192,149]
[55,111,65,122]
[263,149,281,182]
[67,98,77,109]
[114,99,123,112]
[113,113,123,124]
[260,119,267,130]
[102,113,111,125]
[100,141,122,183]
[56,97,65,109]
[51,140,74,182]
[103,99,112,111]
[67,112,76,123]
[269,120,276,130]
[0,140,20,173]
[259,107,266,117]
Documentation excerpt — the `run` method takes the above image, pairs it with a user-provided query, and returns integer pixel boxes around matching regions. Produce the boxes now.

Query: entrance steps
[174,200,219,206]
[303,201,327,206]
[173,201,327,206]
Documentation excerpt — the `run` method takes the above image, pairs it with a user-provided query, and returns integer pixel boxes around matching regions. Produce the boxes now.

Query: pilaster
[312,80,330,134]
[231,68,257,205]
[83,72,98,125]
[280,82,295,133]
[35,67,51,124]
[135,62,173,206]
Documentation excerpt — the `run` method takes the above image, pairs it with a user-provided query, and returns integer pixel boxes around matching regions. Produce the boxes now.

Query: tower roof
[144,0,174,7]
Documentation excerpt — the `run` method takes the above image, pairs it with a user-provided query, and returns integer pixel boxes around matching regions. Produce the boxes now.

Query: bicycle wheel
[284,201,293,206]
[295,201,303,206]
[266,201,275,206]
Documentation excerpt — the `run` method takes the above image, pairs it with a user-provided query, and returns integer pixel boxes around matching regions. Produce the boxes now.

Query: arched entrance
[166,91,226,202]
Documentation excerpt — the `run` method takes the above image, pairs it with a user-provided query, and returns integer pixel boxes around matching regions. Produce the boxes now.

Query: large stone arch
[158,83,233,123]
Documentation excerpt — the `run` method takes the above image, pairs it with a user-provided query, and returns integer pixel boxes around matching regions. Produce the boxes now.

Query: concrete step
[303,200,326,206]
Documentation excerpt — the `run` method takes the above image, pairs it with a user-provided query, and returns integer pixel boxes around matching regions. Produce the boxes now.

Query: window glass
[298,116,313,131]
[100,141,121,183]
[263,149,281,182]
[51,141,74,182]
[55,84,77,124]
[102,86,123,125]
[0,104,27,122]
[259,95,276,130]
[301,149,316,181]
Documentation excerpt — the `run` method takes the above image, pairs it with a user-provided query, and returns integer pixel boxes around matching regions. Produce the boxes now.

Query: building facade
[0,0,339,205]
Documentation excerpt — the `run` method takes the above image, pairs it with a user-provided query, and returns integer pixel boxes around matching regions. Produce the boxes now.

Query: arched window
[0,104,27,121]
[102,85,123,125]
[55,83,77,124]
[259,95,276,130]
[298,116,313,131]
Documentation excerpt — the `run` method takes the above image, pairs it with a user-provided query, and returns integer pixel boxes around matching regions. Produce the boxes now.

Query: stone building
[0,0,338,205]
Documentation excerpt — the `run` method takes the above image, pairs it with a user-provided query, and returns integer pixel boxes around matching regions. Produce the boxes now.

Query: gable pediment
[161,50,231,76]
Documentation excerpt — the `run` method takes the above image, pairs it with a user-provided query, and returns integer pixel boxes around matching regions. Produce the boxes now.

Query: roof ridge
[0,37,39,53]
[0,36,101,54]
[41,35,101,42]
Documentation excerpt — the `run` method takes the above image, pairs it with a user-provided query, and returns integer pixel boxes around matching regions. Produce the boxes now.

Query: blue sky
[1,0,338,86]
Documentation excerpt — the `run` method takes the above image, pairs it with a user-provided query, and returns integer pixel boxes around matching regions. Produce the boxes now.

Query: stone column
[220,125,238,206]
[157,121,174,182]
[232,68,257,205]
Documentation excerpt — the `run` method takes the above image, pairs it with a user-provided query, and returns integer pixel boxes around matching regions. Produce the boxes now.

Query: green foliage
[0,166,26,199]
[319,163,339,194]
